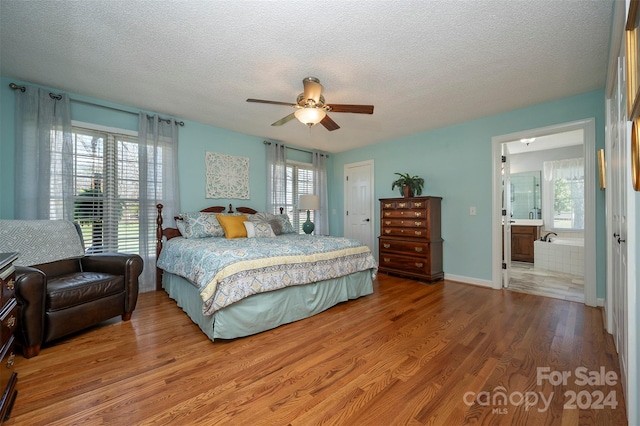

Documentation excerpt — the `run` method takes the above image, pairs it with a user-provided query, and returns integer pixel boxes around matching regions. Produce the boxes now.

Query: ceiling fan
[246,77,374,131]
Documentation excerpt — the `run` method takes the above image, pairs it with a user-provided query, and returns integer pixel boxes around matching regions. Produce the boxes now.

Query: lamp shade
[294,108,326,126]
[299,194,319,210]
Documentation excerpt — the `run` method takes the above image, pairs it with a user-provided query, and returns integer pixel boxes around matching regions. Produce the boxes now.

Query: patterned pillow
[176,219,187,236]
[277,214,296,234]
[179,212,224,238]
[244,221,276,238]
[249,212,296,235]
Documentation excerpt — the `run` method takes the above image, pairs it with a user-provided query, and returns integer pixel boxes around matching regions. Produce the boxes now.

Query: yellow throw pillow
[216,214,249,238]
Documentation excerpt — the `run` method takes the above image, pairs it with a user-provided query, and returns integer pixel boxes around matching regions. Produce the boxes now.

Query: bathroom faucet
[541,232,557,242]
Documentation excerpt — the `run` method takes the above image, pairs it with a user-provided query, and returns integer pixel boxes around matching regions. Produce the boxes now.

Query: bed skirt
[162,270,374,341]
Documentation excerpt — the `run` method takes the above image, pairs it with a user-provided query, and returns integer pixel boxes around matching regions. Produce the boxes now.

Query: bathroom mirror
[510,171,541,219]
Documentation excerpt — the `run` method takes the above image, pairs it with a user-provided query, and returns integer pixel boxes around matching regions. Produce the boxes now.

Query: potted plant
[391,172,424,197]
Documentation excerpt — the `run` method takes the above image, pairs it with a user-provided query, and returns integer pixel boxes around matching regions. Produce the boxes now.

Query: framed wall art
[205,152,250,199]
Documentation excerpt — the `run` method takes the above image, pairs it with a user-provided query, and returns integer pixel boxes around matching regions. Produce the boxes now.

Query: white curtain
[266,142,287,214]
[14,85,73,219]
[542,157,584,229]
[138,114,180,291]
[312,152,329,235]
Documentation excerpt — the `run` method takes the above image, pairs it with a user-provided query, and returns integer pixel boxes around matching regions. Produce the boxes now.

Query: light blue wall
[0,77,606,297]
[331,90,607,297]
[0,77,320,221]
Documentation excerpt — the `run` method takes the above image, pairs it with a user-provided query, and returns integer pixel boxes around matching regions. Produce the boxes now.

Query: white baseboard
[444,274,494,288]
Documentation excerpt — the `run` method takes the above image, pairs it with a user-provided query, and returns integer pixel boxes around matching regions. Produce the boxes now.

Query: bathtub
[534,238,584,276]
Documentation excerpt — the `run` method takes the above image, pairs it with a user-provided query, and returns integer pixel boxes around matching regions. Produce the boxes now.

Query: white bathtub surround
[534,238,584,276]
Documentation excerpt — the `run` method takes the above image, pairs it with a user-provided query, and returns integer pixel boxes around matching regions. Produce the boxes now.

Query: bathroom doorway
[491,119,597,306]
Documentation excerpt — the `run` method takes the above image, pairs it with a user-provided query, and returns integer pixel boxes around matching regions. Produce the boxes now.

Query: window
[542,157,584,230]
[286,161,315,233]
[50,126,153,255]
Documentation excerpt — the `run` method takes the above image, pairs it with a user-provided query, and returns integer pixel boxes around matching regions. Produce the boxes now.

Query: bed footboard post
[156,203,164,291]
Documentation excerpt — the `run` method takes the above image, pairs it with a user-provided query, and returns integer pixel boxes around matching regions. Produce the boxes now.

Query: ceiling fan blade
[320,114,340,131]
[247,98,297,107]
[271,113,296,126]
[302,77,323,104]
[327,104,374,114]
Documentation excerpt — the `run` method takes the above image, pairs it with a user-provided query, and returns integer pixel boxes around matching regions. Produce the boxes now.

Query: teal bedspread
[157,235,377,315]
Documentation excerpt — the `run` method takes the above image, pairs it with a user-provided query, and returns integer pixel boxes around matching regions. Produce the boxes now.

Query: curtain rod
[263,141,329,157]
[9,82,185,126]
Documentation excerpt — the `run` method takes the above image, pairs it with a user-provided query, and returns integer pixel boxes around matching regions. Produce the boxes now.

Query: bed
[155,203,377,341]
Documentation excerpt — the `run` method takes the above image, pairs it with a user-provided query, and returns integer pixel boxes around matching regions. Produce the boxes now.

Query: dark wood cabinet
[511,226,540,263]
[378,197,443,283]
[0,253,18,425]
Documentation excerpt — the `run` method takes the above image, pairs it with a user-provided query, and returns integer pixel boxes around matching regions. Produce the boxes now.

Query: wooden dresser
[378,196,443,283]
[0,253,18,425]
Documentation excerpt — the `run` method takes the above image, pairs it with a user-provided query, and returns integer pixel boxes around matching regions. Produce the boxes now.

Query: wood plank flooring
[6,274,627,425]
[508,262,585,303]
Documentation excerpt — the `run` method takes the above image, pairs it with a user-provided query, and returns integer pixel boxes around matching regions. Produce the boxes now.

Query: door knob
[618,237,626,244]
[363,218,370,222]
[614,232,620,238]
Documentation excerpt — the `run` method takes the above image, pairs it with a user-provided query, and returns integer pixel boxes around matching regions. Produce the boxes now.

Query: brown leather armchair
[0,219,144,359]
[14,253,142,358]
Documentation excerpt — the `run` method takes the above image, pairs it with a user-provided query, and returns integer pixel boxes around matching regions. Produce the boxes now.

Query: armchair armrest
[80,253,143,314]
[14,266,46,358]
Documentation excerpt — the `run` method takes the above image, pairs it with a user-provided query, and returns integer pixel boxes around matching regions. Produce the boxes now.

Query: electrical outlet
[469,206,477,216]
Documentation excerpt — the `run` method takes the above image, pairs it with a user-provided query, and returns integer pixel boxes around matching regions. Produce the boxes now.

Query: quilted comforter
[157,234,377,315]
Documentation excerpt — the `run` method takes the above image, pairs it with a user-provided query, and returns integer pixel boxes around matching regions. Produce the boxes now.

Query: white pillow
[243,221,276,238]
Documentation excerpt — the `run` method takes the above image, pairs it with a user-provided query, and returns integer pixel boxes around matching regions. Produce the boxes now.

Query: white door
[344,160,374,250]
[502,146,512,288]
[610,54,629,393]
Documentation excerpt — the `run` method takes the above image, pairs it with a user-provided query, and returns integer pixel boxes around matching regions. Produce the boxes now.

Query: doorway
[343,160,375,251]
[491,119,597,306]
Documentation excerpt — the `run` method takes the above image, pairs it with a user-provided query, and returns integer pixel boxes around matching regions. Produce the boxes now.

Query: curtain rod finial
[9,83,26,92]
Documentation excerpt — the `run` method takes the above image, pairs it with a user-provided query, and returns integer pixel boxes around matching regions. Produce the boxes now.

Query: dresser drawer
[381,227,428,238]
[0,335,16,396]
[0,300,17,346]
[0,265,15,311]
[381,209,426,219]
[380,239,429,256]
[381,218,427,228]
[379,253,431,275]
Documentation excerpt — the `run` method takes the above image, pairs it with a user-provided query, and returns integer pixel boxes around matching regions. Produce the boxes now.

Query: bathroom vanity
[510,223,541,263]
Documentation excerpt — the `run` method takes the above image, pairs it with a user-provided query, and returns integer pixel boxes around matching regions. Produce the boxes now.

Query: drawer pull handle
[415,263,424,268]
[6,279,14,291]
[414,212,422,217]
[383,244,390,248]
[399,203,406,208]
[385,221,391,225]
[414,221,422,226]
[384,212,391,217]
[6,316,15,328]
[414,231,422,236]
[384,203,392,208]
[385,230,391,234]
[383,257,391,262]
[414,247,423,252]
[414,202,423,207]
[6,353,15,368]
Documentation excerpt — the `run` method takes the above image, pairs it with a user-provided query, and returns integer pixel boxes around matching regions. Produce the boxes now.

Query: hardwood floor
[6,274,626,425]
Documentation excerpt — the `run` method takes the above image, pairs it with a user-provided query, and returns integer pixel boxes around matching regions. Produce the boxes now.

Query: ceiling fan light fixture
[294,108,326,126]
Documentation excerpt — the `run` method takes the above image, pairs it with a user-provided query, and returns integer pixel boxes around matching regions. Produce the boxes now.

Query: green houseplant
[391,172,424,197]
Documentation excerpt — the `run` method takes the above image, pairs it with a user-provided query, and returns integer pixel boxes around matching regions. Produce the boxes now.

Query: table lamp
[298,194,319,234]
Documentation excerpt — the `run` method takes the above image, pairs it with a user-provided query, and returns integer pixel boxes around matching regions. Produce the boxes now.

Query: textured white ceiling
[0,0,613,153]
